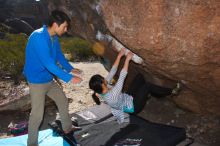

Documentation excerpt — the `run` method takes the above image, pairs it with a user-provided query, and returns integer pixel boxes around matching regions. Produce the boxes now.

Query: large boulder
[99,0,220,115]
[48,0,220,115]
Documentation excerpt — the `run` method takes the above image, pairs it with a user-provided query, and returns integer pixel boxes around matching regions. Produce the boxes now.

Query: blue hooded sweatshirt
[23,25,73,83]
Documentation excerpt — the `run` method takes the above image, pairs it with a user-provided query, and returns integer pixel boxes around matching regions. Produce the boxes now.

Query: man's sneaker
[70,125,82,132]
[64,126,82,134]
[172,82,182,95]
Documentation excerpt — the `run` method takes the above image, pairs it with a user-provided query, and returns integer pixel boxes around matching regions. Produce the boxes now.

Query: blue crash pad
[0,129,69,146]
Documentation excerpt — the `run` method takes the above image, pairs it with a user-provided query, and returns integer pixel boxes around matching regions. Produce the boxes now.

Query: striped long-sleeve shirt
[102,66,134,124]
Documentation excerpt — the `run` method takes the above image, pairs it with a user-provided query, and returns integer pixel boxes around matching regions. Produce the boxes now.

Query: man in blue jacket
[23,10,82,146]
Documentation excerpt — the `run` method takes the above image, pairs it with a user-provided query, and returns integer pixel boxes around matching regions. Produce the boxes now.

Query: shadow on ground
[139,97,220,146]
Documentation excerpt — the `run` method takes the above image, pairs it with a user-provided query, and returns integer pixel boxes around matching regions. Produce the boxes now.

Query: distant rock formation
[0,0,49,34]
[4,18,34,35]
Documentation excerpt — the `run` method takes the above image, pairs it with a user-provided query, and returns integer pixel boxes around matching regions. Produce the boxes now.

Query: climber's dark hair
[91,93,101,105]
[48,10,71,29]
[89,74,105,105]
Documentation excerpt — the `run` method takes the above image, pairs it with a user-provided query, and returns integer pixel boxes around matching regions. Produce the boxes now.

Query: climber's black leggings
[126,73,172,114]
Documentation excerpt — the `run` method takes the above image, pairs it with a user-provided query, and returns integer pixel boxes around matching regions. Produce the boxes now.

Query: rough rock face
[48,0,220,115]
[99,0,220,115]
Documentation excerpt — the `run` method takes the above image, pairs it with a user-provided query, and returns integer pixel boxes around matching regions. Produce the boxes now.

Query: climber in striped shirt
[89,48,181,123]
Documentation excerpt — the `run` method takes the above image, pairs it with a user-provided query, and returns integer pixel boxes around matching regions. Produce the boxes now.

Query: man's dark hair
[48,10,71,29]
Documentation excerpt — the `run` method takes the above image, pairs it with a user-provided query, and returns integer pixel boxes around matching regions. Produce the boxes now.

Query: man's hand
[72,68,83,75]
[71,68,83,78]
[71,76,82,84]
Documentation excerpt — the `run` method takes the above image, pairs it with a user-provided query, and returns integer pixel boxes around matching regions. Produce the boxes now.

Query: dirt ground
[0,62,219,146]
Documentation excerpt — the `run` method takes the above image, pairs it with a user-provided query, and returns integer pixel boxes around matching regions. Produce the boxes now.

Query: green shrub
[0,33,27,84]
[60,37,97,61]
[0,35,96,83]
